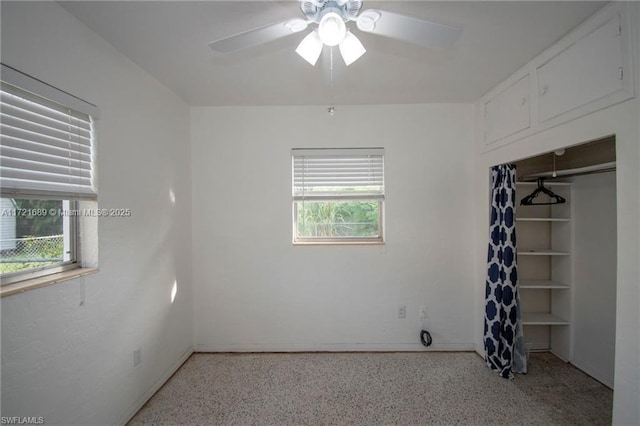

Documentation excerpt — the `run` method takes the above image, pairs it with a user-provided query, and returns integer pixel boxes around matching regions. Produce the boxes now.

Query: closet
[514,136,616,387]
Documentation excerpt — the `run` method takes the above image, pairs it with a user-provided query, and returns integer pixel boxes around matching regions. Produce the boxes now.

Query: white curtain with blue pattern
[484,164,527,379]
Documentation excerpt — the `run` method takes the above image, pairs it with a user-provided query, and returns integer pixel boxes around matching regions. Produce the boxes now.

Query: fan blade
[357,9,460,48]
[208,19,308,53]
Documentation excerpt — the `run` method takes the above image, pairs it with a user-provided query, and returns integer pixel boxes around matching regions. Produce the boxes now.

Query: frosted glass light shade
[318,12,346,46]
[339,31,366,66]
[295,30,323,66]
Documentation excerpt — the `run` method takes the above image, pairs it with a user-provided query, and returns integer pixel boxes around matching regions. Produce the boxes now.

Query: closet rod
[523,161,616,181]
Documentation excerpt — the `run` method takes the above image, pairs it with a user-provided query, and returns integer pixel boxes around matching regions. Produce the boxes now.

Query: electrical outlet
[133,348,142,367]
[398,304,407,319]
[419,305,427,319]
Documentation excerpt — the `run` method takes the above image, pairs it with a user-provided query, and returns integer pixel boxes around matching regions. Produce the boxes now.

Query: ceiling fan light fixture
[318,11,347,46]
[339,31,366,66]
[295,30,323,66]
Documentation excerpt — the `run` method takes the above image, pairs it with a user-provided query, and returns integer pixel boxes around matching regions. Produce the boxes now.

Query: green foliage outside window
[0,199,65,275]
[13,199,63,236]
[296,200,380,238]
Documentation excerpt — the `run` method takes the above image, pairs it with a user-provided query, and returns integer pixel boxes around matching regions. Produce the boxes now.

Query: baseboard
[117,345,194,426]
[194,342,475,352]
[570,358,614,389]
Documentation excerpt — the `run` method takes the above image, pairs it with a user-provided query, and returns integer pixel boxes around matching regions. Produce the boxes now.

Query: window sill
[1,267,98,298]
[293,241,385,246]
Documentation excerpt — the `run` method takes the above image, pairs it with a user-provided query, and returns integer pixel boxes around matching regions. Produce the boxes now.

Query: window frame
[292,198,385,244]
[0,64,98,290]
[0,199,80,286]
[291,148,385,245]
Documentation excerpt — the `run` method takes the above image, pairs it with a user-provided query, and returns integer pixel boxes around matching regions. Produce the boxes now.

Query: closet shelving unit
[516,181,572,361]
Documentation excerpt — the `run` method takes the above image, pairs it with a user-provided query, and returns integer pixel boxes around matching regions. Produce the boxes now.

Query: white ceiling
[58,1,606,106]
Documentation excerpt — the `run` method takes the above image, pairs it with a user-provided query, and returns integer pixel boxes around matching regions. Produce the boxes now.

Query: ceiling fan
[208,0,461,67]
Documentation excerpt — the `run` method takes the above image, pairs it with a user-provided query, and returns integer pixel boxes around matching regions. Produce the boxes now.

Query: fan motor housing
[300,0,363,23]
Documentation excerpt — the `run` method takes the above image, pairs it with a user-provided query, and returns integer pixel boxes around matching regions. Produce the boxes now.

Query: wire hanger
[520,178,566,205]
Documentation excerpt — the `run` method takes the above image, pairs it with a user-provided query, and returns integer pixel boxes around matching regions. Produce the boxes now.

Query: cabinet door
[484,75,530,145]
[537,14,625,123]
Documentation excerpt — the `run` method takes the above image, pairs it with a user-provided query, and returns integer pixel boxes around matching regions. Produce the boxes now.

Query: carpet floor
[128,351,612,425]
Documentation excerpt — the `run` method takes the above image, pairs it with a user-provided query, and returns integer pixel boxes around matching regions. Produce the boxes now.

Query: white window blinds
[0,78,96,200]
[292,148,384,200]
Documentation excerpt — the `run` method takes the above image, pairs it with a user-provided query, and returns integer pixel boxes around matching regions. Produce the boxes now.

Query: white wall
[191,104,475,352]
[473,4,639,422]
[0,2,193,424]
[572,172,617,388]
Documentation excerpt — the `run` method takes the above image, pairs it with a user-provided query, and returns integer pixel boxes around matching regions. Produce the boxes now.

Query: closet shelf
[516,181,572,187]
[519,249,570,256]
[523,162,616,180]
[522,312,570,325]
[520,280,570,289]
[517,217,571,222]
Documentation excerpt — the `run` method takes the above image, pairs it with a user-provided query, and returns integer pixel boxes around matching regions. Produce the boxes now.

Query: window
[0,64,98,285]
[292,148,384,244]
[0,199,77,283]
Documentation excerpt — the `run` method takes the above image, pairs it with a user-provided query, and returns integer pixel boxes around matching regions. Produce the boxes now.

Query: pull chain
[329,47,335,115]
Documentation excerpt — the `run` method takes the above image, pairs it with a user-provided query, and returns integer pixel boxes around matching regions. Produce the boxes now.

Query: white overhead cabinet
[484,75,530,145]
[536,13,627,125]
[480,3,633,150]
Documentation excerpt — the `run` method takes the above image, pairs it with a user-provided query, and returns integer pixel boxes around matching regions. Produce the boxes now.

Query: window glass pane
[295,200,380,239]
[0,198,74,278]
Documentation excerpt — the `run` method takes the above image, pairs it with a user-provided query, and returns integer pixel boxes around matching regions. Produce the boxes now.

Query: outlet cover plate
[398,304,407,319]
